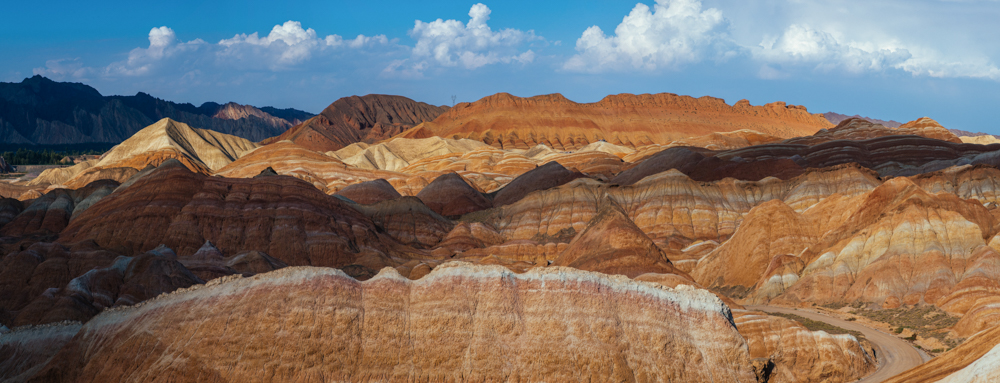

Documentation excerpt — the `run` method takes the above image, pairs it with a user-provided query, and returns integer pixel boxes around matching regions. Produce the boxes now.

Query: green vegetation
[852,305,963,348]
[767,312,866,340]
[0,147,107,165]
[821,302,849,310]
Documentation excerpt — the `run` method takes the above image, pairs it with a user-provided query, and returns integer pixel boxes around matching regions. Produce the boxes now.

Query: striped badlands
[26,263,759,382]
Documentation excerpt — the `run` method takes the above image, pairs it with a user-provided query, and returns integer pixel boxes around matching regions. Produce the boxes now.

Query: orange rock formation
[59,160,412,277]
[26,263,759,382]
[399,93,832,149]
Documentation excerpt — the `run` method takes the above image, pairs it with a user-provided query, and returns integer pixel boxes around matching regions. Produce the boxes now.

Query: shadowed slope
[59,159,410,275]
[92,118,260,173]
[490,161,585,207]
[784,117,961,145]
[333,179,402,205]
[554,198,684,278]
[692,199,818,296]
[415,172,492,217]
[266,95,447,152]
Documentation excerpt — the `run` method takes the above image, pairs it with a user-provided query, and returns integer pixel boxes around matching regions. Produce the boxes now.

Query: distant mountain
[947,128,993,137]
[259,106,314,124]
[264,94,449,152]
[823,112,903,128]
[0,75,314,145]
[824,112,995,138]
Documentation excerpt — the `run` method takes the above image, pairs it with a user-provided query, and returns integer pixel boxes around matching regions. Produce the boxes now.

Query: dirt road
[746,305,930,383]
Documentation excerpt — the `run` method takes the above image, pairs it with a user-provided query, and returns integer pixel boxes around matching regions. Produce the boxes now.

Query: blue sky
[2,0,999,133]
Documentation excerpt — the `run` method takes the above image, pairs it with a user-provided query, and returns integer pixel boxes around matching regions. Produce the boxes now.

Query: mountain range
[6,79,1000,382]
[0,76,313,145]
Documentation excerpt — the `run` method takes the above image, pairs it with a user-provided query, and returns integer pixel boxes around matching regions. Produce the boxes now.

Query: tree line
[0,148,105,165]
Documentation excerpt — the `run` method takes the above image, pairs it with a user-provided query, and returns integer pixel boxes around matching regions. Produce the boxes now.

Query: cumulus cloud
[34,21,397,84]
[753,23,1000,80]
[561,0,1000,81]
[898,55,1000,80]
[563,0,735,73]
[216,21,391,70]
[33,58,94,79]
[104,26,209,76]
[384,3,540,77]
[218,21,321,67]
[754,24,912,74]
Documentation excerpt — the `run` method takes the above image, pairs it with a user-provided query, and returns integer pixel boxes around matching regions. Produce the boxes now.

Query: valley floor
[749,305,929,383]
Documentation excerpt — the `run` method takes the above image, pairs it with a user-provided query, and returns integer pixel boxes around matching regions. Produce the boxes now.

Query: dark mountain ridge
[0,76,314,145]
[264,94,449,152]
[823,111,903,128]
[824,111,994,138]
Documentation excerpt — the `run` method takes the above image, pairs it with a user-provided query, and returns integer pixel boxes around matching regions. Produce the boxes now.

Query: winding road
[747,305,930,383]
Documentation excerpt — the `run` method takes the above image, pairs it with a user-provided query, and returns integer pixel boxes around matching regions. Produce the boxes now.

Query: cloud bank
[29,0,1000,97]
[561,0,1000,80]
[383,3,540,78]
[563,0,734,73]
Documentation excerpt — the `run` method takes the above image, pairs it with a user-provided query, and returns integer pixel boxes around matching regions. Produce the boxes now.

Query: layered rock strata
[267,94,447,152]
[25,263,758,382]
[399,93,831,149]
[59,160,409,275]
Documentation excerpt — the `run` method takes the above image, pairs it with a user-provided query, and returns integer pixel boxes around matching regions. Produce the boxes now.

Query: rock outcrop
[0,241,120,326]
[733,310,876,382]
[822,111,903,128]
[330,136,486,171]
[0,197,24,229]
[25,263,759,382]
[0,180,119,237]
[489,161,585,207]
[554,199,683,278]
[693,199,818,297]
[489,164,881,251]
[789,117,959,145]
[12,246,203,326]
[333,179,402,205]
[59,159,410,275]
[266,94,448,152]
[352,196,455,249]
[415,172,492,217]
[216,140,399,193]
[0,322,82,382]
[772,177,997,307]
[93,118,260,173]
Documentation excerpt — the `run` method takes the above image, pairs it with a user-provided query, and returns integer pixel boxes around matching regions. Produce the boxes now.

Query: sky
[2,0,999,133]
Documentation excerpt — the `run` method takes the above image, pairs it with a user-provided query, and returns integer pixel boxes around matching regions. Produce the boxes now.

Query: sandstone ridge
[25,263,759,382]
[398,92,832,149]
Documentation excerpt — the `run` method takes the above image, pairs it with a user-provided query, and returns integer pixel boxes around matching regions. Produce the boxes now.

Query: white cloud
[217,21,391,70]
[898,55,1000,80]
[753,23,1000,80]
[33,58,94,79]
[384,3,540,77]
[563,0,734,73]
[563,0,1000,81]
[35,22,398,83]
[219,21,320,67]
[754,24,912,74]
[104,27,208,76]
